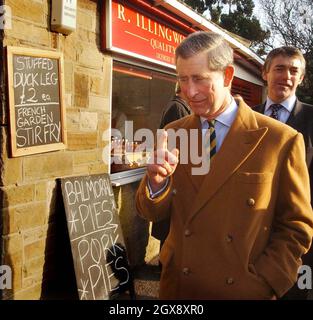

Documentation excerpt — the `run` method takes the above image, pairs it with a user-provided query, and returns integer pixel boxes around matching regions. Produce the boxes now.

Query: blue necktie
[270,104,283,120]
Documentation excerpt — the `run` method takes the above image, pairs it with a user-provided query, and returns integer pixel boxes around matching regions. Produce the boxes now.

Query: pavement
[131,262,161,300]
[41,255,161,301]
[113,255,161,301]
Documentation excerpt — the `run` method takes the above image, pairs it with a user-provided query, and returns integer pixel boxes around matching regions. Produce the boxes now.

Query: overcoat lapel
[176,115,207,192]
[188,102,268,219]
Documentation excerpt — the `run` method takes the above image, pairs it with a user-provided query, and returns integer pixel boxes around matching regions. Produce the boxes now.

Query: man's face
[176,51,233,119]
[263,55,304,103]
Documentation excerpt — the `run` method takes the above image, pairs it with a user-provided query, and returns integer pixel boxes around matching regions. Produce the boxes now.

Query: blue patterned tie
[270,104,282,120]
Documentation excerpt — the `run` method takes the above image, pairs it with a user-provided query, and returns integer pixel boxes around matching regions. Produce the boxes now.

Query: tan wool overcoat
[136,100,313,299]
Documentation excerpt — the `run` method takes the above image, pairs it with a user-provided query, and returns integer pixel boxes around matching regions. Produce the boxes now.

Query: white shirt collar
[200,97,238,128]
[265,96,296,113]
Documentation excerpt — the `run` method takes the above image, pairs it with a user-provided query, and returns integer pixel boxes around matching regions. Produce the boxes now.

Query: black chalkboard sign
[60,173,134,300]
[7,46,66,157]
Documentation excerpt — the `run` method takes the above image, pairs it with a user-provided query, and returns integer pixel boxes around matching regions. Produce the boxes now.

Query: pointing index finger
[158,129,168,151]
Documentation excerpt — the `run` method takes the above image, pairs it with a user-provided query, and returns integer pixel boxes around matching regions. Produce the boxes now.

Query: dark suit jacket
[253,100,313,174]
[159,95,191,129]
[254,99,313,299]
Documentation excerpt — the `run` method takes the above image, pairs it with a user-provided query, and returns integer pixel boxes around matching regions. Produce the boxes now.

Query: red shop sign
[104,0,186,68]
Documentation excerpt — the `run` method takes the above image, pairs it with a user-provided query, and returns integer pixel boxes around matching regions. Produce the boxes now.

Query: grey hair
[175,31,234,71]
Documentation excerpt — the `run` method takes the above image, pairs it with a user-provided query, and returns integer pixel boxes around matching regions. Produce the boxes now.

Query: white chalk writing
[62,174,130,300]
[13,55,61,148]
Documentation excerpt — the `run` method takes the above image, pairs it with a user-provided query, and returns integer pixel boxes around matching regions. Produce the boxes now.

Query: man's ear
[262,70,268,82]
[224,65,235,87]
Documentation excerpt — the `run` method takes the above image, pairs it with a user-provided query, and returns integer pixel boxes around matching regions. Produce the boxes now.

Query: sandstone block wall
[0,0,157,300]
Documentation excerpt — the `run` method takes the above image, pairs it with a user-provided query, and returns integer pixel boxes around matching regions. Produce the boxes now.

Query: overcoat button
[247,198,255,206]
[226,235,233,243]
[172,188,177,195]
[226,277,234,285]
[185,229,191,237]
[183,267,190,275]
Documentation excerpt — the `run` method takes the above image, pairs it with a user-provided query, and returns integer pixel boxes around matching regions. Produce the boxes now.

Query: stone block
[77,8,93,31]
[0,157,23,186]
[73,164,89,176]
[64,93,73,108]
[80,111,98,131]
[35,182,47,201]
[103,57,112,96]
[78,0,97,11]
[88,162,108,174]
[77,28,89,42]
[13,283,42,300]
[6,20,50,47]
[88,30,98,43]
[64,61,73,92]
[97,113,110,147]
[77,45,103,69]
[2,233,23,269]
[89,95,109,112]
[22,255,45,279]
[73,150,98,165]
[67,132,98,150]
[6,0,45,25]
[23,225,49,246]
[2,202,47,235]
[2,184,35,207]
[90,75,105,95]
[22,272,44,290]
[24,238,46,262]
[0,126,11,173]
[24,152,73,181]
[74,72,89,108]
[66,109,80,131]
[63,33,77,61]
[22,225,49,246]
[2,246,23,268]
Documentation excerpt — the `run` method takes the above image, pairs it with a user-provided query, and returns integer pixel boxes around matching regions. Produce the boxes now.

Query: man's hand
[147,130,179,193]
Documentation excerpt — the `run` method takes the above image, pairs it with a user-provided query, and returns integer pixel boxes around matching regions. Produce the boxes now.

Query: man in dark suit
[159,83,191,129]
[152,83,191,253]
[253,46,313,299]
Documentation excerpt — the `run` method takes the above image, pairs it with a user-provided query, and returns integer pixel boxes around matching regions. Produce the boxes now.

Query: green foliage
[183,0,207,13]
[182,0,270,53]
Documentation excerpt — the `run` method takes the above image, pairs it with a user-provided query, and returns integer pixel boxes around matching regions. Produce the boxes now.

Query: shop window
[231,77,263,107]
[111,61,176,173]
